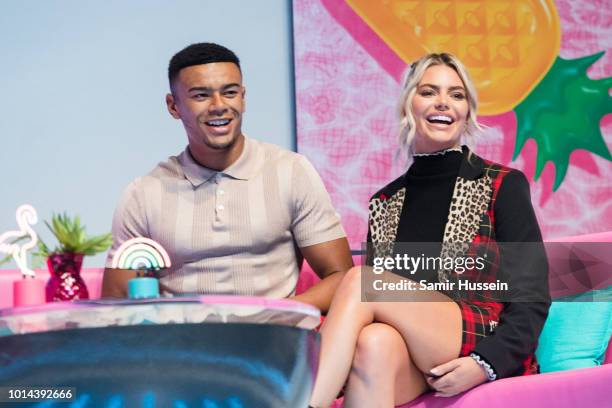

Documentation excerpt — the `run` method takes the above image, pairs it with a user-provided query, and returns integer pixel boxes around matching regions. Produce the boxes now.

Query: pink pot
[46,252,89,302]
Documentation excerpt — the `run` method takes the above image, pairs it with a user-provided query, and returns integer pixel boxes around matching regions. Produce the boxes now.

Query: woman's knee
[353,323,407,376]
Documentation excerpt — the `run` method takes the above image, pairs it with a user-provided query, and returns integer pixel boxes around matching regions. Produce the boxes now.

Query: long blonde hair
[398,53,481,156]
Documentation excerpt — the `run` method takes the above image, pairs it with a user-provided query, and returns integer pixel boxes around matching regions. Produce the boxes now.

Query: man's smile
[205,118,232,126]
[201,117,234,135]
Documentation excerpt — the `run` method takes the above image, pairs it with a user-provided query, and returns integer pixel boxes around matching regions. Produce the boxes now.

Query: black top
[396,149,542,244]
[397,150,462,243]
[394,150,462,282]
[388,148,549,378]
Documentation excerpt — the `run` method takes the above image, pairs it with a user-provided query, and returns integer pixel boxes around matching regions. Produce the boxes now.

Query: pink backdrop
[293,0,612,248]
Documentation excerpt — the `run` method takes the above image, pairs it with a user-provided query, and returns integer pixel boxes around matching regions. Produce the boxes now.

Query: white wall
[0,0,295,269]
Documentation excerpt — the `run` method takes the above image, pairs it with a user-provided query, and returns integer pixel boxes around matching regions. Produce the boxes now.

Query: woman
[309,53,550,407]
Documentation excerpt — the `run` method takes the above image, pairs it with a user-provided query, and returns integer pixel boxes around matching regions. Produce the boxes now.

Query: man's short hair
[168,42,241,87]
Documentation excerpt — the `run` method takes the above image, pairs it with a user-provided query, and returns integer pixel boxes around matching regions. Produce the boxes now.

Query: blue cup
[127,277,159,299]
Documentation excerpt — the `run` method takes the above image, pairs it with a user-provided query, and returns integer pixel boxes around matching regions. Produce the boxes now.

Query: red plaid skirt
[457,300,538,376]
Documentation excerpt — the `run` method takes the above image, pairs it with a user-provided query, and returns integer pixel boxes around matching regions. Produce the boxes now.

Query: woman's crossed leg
[309,266,463,408]
[343,323,427,407]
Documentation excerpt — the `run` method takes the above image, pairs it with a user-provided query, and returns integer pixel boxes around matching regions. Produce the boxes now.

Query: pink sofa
[395,361,611,408]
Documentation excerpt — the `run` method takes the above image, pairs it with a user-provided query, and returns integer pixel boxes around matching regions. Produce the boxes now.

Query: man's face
[167,62,245,153]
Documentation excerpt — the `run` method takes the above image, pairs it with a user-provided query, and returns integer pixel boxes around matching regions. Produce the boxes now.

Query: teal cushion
[536,286,612,372]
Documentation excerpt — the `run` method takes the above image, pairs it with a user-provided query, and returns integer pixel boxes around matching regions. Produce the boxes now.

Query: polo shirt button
[217,204,225,211]
[219,189,225,195]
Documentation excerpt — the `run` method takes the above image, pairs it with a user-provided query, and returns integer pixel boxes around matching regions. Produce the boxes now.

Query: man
[102,43,352,312]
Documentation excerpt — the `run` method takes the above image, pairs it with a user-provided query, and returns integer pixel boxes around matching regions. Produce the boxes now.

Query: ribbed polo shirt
[106,136,346,297]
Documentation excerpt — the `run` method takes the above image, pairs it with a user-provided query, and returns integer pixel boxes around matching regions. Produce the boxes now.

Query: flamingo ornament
[0,204,39,278]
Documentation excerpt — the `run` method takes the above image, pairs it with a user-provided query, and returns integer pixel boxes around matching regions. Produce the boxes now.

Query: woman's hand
[426,356,488,397]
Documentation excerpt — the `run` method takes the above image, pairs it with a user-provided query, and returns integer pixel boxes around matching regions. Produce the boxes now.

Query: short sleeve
[104,179,150,267]
[290,155,346,248]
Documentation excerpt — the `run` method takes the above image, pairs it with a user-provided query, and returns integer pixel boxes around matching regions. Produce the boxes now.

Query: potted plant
[35,213,112,302]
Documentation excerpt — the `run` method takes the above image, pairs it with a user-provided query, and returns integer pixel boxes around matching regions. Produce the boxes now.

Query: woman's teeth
[427,115,453,124]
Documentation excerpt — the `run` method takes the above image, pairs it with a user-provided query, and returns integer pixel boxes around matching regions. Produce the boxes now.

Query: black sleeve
[472,170,551,378]
[365,226,374,266]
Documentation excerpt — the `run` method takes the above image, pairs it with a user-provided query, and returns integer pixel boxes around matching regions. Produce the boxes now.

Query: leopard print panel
[438,176,493,283]
[368,188,406,258]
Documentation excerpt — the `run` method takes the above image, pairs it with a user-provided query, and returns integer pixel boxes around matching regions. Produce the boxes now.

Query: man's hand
[426,356,488,397]
[101,268,137,298]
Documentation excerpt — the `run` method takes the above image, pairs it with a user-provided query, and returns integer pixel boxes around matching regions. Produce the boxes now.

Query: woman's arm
[471,170,551,378]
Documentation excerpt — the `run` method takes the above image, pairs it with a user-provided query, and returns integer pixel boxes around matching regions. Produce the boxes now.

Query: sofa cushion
[536,285,612,372]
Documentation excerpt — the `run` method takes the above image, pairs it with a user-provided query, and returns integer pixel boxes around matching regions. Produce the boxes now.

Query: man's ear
[241,86,246,113]
[166,93,181,119]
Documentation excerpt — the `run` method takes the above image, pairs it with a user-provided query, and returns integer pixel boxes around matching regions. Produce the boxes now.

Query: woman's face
[409,64,469,154]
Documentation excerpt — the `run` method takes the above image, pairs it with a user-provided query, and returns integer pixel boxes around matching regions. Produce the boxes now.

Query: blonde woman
[309,53,549,407]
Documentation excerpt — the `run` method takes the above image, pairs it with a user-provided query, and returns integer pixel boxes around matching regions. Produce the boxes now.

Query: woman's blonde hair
[398,52,481,156]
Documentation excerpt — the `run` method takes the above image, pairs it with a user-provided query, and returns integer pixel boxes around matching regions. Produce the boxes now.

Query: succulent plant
[35,213,112,257]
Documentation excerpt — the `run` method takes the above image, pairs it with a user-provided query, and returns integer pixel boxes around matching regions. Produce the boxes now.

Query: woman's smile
[410,64,469,154]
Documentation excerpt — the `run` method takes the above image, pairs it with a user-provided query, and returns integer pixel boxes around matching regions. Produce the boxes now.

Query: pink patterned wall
[293,0,612,248]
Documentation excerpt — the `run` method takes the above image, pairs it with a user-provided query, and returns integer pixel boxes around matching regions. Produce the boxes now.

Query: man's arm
[291,237,353,313]
[102,179,151,299]
[101,268,138,298]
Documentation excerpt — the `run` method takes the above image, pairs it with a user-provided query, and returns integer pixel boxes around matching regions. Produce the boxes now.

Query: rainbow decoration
[111,237,171,271]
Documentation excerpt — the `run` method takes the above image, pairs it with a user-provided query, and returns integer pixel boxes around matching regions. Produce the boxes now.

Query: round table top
[0,295,321,337]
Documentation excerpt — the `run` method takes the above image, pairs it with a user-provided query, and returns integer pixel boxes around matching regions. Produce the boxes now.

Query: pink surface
[0,268,104,310]
[12,278,45,307]
[0,293,321,319]
[0,269,320,315]
[332,365,612,406]
[550,230,612,242]
[0,266,325,310]
[294,0,612,248]
[196,295,320,315]
[396,364,612,408]
[320,0,405,82]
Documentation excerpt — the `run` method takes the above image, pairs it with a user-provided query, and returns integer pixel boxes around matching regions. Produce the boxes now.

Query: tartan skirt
[457,300,538,376]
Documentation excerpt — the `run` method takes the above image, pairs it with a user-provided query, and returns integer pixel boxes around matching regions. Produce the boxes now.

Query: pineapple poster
[293,0,611,246]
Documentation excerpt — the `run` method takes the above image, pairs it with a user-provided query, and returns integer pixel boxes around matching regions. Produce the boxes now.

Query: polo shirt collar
[178,136,254,187]
[222,135,254,180]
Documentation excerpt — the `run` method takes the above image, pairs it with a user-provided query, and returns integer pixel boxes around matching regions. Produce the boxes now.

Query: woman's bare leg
[343,323,428,408]
[309,266,462,407]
